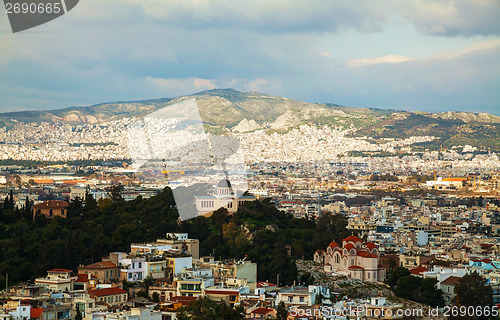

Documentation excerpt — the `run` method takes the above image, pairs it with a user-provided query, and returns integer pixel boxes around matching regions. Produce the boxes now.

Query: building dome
[217,179,232,188]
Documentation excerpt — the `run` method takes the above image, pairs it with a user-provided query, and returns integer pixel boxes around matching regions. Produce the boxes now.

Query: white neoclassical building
[195,179,255,215]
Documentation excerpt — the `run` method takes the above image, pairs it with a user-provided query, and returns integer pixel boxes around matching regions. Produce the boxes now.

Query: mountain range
[1,89,499,151]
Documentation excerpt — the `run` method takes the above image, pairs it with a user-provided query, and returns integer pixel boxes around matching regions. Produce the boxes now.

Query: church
[314,235,386,282]
[194,179,255,215]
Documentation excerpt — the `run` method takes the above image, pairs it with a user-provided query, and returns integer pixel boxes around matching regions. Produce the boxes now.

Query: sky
[0,0,499,115]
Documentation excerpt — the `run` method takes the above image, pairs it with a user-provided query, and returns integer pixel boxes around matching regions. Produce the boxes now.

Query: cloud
[348,55,414,67]
[120,0,391,33]
[0,0,499,116]
[433,39,500,59]
[395,0,500,36]
[145,76,216,95]
[114,0,500,37]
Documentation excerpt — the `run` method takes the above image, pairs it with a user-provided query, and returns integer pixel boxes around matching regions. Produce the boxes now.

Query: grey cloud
[124,0,500,36]
[394,0,500,36]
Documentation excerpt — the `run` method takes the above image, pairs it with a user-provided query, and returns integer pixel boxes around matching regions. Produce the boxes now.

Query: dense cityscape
[0,110,499,319]
[2,0,499,317]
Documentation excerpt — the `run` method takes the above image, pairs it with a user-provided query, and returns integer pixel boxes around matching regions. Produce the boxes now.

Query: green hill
[1,88,499,151]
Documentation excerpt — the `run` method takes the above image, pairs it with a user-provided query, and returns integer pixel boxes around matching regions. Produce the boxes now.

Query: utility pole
[277,274,279,287]
[5,273,8,291]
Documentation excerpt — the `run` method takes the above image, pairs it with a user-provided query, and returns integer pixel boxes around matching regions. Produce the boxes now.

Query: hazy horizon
[1,1,499,115]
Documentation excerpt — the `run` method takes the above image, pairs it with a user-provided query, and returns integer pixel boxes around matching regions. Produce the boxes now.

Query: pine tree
[276,301,288,320]
[84,189,98,211]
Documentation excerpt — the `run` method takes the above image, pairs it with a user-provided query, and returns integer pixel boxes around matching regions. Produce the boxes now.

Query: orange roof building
[78,261,120,283]
[90,287,128,305]
[33,200,69,220]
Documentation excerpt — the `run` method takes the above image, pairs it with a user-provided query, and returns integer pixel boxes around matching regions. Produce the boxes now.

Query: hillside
[0,89,390,129]
[1,88,499,151]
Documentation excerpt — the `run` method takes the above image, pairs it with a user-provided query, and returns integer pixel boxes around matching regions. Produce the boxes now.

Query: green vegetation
[353,113,500,152]
[176,297,244,320]
[395,275,444,307]
[275,301,288,320]
[0,188,351,289]
[386,267,444,307]
[452,272,494,320]
[370,174,399,181]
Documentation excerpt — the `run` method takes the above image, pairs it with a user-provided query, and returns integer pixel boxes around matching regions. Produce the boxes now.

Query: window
[368,273,370,279]
[288,296,293,303]
[299,297,304,302]
[138,262,142,268]
[106,271,109,278]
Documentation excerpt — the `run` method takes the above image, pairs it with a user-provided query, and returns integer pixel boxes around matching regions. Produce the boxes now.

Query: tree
[152,292,160,303]
[108,185,123,203]
[386,266,410,289]
[176,297,244,320]
[453,272,493,320]
[84,190,98,211]
[314,213,352,249]
[395,275,444,308]
[396,275,421,300]
[419,278,444,307]
[276,301,288,320]
[143,276,155,296]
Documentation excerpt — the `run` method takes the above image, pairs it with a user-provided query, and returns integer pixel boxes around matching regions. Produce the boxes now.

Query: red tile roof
[348,265,364,269]
[257,281,277,288]
[357,251,378,258]
[251,307,274,315]
[440,276,461,286]
[91,287,127,297]
[328,241,339,249]
[75,274,89,283]
[344,243,356,252]
[48,268,72,273]
[409,267,428,275]
[343,235,362,243]
[33,200,69,209]
[205,290,239,295]
[30,308,43,319]
[79,261,118,269]
[171,296,197,306]
[364,242,377,250]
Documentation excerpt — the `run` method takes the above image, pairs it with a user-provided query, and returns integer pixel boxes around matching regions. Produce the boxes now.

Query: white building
[277,285,329,306]
[194,179,255,215]
[34,269,77,292]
